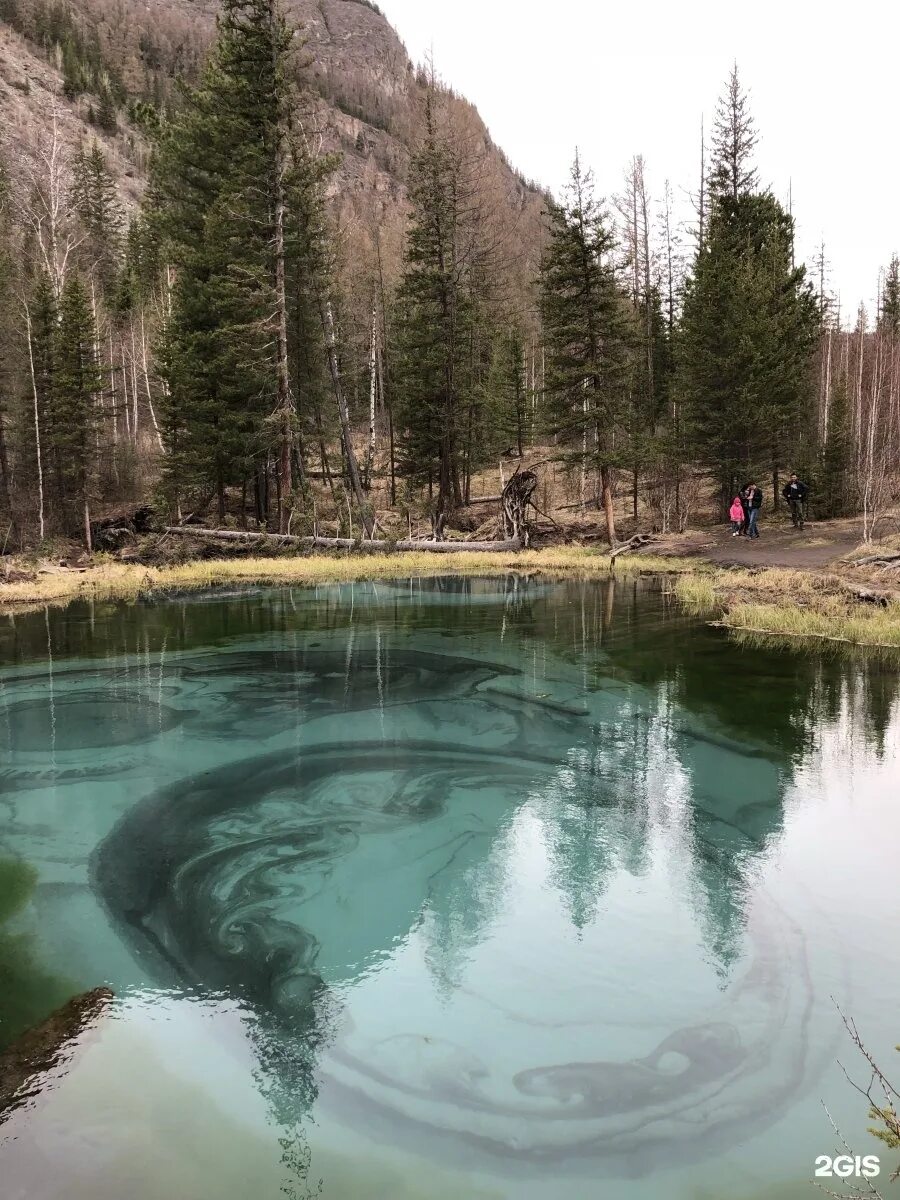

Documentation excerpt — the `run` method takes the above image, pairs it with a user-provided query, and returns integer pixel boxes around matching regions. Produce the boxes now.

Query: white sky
[379,0,900,324]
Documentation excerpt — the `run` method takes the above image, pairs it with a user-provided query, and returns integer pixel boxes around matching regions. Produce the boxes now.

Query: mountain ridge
[0,0,548,290]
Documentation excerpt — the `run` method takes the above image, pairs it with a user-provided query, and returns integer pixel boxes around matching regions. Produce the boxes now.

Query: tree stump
[501,470,538,547]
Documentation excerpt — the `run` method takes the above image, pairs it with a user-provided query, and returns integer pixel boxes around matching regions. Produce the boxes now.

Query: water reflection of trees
[4,573,899,1179]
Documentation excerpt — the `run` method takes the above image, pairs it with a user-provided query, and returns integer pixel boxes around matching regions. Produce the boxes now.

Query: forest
[0,0,898,555]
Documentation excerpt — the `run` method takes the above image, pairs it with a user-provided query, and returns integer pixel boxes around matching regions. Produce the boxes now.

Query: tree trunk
[0,411,18,547]
[83,492,92,554]
[601,464,617,547]
[364,303,377,489]
[140,309,165,454]
[163,526,523,553]
[273,116,293,534]
[24,304,46,541]
[322,299,373,536]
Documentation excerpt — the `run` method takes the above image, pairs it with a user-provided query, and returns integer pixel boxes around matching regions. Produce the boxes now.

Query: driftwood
[501,471,538,547]
[1,987,114,1122]
[162,527,523,553]
[847,551,900,567]
[852,588,890,607]
[608,533,656,561]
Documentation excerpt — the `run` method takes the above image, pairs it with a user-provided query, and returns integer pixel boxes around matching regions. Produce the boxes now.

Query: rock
[0,986,114,1122]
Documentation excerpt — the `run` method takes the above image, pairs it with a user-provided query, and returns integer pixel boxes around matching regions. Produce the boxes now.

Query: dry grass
[3,546,898,652]
[676,563,900,651]
[723,599,900,650]
[844,537,900,561]
[673,575,719,612]
[0,547,699,613]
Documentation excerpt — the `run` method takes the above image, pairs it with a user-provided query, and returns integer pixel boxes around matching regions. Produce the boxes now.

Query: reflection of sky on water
[0,577,898,1199]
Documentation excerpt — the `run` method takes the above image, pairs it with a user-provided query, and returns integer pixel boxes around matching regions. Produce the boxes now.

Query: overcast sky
[379,0,899,323]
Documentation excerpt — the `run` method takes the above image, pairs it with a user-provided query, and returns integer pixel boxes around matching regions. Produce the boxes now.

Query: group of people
[728,474,809,539]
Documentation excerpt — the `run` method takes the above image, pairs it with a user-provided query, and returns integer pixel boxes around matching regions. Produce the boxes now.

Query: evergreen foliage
[71,142,125,288]
[484,326,528,459]
[678,70,818,509]
[153,0,296,517]
[539,153,631,538]
[50,273,101,539]
[818,379,853,518]
[709,64,758,203]
[879,254,900,337]
[393,88,497,515]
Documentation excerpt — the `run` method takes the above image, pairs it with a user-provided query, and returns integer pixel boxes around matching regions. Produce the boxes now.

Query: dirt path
[659,518,864,570]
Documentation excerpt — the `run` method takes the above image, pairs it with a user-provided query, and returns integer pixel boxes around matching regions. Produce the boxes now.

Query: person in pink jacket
[729,494,745,536]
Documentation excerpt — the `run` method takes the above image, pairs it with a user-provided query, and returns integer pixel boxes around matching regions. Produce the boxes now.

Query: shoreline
[1,547,899,653]
[0,548,695,613]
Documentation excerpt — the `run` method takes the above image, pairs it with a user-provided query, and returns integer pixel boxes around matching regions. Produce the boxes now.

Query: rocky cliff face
[0,0,547,289]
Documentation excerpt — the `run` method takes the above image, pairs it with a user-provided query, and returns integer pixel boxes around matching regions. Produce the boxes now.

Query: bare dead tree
[816,1006,900,1200]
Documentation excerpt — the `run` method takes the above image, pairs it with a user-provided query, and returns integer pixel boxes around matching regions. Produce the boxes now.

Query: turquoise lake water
[0,575,898,1200]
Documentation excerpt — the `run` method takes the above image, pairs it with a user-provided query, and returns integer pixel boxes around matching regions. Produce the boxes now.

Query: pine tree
[679,193,817,506]
[539,153,631,545]
[52,273,101,547]
[485,326,527,459]
[819,378,852,518]
[154,0,296,524]
[879,254,900,337]
[709,64,758,203]
[678,72,818,511]
[394,87,493,523]
[71,141,125,289]
[95,87,118,134]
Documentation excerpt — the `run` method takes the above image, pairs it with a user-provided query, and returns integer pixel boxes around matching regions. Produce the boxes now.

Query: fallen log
[847,551,900,566]
[852,588,890,607]
[608,533,656,562]
[162,527,524,553]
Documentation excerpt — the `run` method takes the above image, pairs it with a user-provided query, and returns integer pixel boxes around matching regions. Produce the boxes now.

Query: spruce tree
[709,65,758,203]
[819,379,852,518]
[394,88,490,522]
[539,153,631,545]
[678,72,818,511]
[154,0,296,524]
[71,141,125,290]
[485,326,527,459]
[879,254,900,337]
[52,273,101,547]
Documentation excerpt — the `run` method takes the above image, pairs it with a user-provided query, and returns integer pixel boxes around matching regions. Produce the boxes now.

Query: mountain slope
[0,0,547,290]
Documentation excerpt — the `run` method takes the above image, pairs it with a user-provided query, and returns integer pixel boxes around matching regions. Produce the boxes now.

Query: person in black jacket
[744,483,763,539]
[782,474,809,529]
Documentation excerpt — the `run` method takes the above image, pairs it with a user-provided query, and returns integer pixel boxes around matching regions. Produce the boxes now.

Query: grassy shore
[675,568,900,651]
[0,547,695,613]
[2,546,898,652]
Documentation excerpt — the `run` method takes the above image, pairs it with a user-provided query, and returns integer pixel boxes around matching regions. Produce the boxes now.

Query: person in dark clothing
[737,488,750,535]
[782,473,809,529]
[744,483,763,539]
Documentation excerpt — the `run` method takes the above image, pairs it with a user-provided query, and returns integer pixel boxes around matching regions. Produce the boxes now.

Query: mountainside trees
[0,7,896,552]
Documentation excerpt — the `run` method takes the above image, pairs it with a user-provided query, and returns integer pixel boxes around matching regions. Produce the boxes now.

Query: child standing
[729,494,744,536]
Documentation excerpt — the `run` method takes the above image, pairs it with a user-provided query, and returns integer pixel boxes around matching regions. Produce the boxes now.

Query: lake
[1,575,898,1200]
